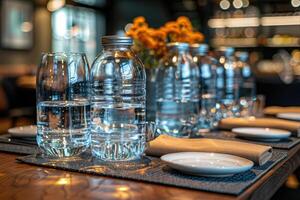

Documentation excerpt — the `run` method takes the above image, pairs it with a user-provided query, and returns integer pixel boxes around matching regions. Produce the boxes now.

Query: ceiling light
[208,17,259,28]
[261,15,300,26]
[47,0,65,12]
[242,0,249,8]
[233,0,243,9]
[291,0,300,7]
[20,22,33,32]
[220,0,230,10]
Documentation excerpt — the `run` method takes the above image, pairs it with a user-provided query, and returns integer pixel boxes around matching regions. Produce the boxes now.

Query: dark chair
[0,77,36,126]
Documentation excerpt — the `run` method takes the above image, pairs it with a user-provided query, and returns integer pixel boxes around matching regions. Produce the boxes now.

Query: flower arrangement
[126,16,204,68]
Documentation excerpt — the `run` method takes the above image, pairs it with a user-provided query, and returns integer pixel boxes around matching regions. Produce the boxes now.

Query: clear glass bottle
[190,44,218,132]
[215,47,240,118]
[90,36,146,161]
[156,42,199,137]
[235,51,256,117]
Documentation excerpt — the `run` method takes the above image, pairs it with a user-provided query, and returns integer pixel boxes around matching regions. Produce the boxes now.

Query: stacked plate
[3,125,37,146]
[8,125,37,138]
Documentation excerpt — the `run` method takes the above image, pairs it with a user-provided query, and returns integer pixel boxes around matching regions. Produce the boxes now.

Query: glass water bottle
[215,47,241,118]
[190,44,218,132]
[90,36,146,161]
[156,42,200,137]
[235,51,256,117]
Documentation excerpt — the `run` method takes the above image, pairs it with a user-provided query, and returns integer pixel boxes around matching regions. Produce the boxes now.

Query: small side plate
[161,152,253,177]
[232,127,291,141]
[8,125,37,138]
[277,113,300,121]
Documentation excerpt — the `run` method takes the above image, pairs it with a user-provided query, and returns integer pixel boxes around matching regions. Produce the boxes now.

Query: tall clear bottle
[156,42,199,137]
[235,51,256,117]
[190,44,218,132]
[215,47,240,118]
[90,36,146,161]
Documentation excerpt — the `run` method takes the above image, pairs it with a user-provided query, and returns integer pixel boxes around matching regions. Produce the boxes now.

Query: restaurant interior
[0,0,300,199]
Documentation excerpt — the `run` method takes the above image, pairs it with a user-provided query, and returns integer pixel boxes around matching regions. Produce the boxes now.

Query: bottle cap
[101,35,133,46]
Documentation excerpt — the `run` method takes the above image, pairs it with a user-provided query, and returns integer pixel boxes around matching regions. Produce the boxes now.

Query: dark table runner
[201,131,300,149]
[17,150,287,195]
[0,134,289,195]
[0,143,37,155]
[0,134,37,154]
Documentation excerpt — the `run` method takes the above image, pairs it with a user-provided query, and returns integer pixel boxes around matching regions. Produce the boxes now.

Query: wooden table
[0,144,300,200]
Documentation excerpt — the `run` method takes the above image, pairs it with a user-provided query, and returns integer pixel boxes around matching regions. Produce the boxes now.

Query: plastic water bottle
[36,52,91,158]
[190,44,218,132]
[156,42,200,137]
[235,51,256,117]
[90,36,146,161]
[215,47,240,118]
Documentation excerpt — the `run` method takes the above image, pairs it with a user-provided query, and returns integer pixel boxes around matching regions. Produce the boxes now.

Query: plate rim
[232,127,291,139]
[8,125,37,136]
[277,112,300,121]
[161,152,254,175]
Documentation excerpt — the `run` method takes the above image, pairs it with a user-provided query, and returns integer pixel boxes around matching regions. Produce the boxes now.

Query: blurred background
[0,0,299,130]
[0,0,299,198]
[0,1,299,127]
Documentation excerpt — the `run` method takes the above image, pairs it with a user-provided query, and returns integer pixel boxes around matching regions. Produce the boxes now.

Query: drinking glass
[251,95,265,117]
[36,52,91,158]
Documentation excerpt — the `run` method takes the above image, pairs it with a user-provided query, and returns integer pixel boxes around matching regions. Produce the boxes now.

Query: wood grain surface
[0,153,234,200]
[0,144,300,200]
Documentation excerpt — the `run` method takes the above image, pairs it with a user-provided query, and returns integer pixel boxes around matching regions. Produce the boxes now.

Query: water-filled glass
[90,35,146,161]
[36,52,91,158]
[190,44,219,132]
[156,42,200,137]
[215,47,241,118]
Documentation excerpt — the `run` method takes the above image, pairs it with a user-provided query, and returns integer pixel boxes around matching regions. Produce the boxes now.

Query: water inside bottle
[37,100,91,157]
[91,103,146,161]
[155,99,199,137]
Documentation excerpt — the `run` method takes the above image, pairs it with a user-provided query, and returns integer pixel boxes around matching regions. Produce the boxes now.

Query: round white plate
[232,127,291,141]
[161,152,253,177]
[277,113,300,121]
[8,125,37,138]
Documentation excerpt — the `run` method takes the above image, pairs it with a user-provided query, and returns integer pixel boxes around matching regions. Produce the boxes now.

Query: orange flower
[126,16,204,62]
[134,16,145,23]
[133,16,148,28]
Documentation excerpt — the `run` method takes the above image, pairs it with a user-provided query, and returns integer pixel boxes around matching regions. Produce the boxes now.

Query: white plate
[161,152,253,177]
[8,125,37,138]
[277,113,300,121]
[232,127,291,141]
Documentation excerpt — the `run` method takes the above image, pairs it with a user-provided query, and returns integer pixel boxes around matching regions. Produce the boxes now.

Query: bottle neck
[168,47,189,54]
